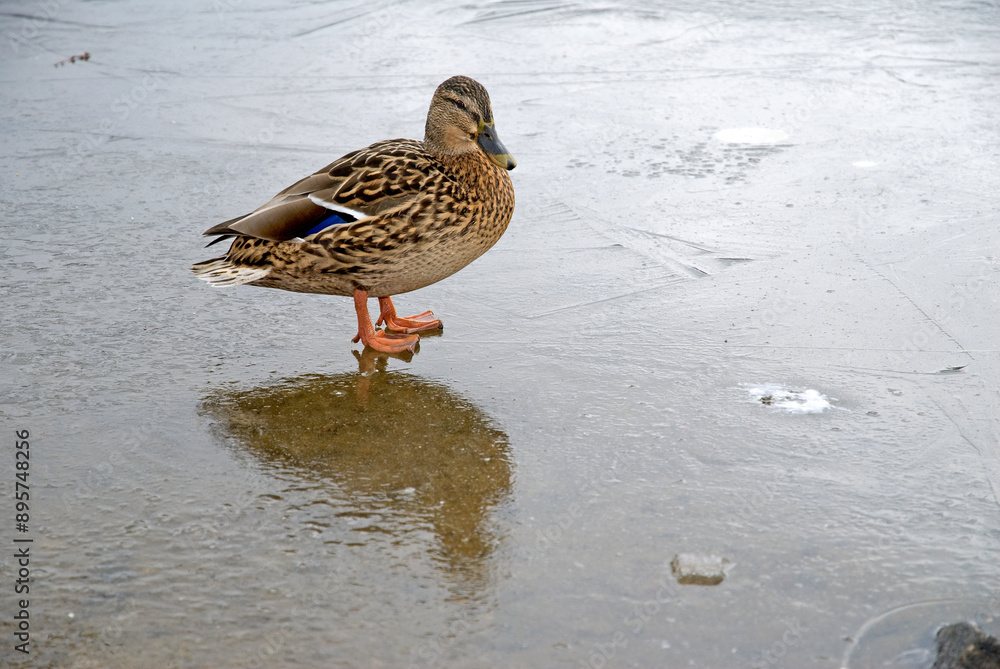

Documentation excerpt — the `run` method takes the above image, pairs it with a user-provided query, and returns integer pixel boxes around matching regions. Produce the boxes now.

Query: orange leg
[375,296,442,333]
[351,289,419,353]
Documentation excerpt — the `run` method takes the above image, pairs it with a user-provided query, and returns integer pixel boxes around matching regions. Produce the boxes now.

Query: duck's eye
[452,98,467,111]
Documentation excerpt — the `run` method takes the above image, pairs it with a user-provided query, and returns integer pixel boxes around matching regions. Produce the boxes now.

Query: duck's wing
[202,139,440,245]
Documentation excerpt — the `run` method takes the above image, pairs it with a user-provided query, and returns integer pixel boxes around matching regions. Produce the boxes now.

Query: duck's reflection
[202,351,512,591]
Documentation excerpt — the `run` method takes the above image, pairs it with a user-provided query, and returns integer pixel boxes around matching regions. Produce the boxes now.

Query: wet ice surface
[2,0,999,666]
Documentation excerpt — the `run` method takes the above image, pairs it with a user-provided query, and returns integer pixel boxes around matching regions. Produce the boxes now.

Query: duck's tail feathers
[191,258,270,286]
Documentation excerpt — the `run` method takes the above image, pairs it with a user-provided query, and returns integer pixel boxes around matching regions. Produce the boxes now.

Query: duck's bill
[477,120,517,170]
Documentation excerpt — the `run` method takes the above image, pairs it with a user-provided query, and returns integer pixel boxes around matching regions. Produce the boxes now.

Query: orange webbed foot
[376,297,442,334]
[352,289,419,353]
[352,329,419,354]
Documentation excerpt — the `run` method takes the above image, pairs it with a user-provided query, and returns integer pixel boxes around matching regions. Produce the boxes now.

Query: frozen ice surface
[1,0,998,667]
[713,127,790,144]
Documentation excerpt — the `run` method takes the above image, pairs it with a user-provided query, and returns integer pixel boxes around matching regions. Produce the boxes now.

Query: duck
[192,75,516,353]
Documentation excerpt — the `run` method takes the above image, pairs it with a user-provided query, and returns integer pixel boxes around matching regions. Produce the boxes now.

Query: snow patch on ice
[744,383,840,413]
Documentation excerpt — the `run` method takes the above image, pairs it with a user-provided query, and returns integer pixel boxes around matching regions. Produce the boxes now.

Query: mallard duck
[192,75,516,353]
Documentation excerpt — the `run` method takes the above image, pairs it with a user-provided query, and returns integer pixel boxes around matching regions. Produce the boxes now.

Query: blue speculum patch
[303,211,355,236]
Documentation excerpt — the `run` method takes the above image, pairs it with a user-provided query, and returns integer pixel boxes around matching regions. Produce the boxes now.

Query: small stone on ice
[671,553,731,586]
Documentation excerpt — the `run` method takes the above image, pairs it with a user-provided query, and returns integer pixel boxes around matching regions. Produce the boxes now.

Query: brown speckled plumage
[192,76,516,352]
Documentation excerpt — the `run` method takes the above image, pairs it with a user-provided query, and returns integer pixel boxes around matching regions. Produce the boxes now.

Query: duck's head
[424,75,516,170]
